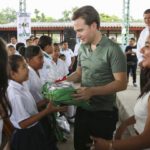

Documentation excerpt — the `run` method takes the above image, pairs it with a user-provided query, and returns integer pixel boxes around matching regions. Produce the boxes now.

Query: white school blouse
[25,66,43,102]
[7,80,38,129]
[39,51,58,84]
[52,58,69,80]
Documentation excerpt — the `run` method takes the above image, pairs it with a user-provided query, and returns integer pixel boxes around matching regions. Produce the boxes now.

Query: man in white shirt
[136,9,150,91]
[73,38,81,72]
[60,41,75,74]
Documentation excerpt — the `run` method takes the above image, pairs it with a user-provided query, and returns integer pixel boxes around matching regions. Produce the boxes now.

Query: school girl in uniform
[24,45,44,103]
[7,55,66,150]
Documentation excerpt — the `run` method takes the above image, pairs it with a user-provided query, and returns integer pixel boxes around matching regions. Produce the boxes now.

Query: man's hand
[73,87,93,100]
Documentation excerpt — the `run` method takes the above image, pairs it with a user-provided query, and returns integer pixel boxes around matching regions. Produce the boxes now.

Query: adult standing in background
[125,38,137,87]
[136,9,150,91]
[0,38,12,147]
[67,5,127,150]
[72,37,81,72]
[60,41,75,74]
[8,36,17,48]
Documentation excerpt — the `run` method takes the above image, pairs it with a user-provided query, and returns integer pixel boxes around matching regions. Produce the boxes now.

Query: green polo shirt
[78,36,127,111]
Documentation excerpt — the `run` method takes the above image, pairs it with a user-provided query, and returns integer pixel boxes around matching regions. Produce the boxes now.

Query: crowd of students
[0,34,78,150]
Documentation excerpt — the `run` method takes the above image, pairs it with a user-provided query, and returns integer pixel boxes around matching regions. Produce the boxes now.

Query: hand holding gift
[73,87,93,101]
[42,81,90,109]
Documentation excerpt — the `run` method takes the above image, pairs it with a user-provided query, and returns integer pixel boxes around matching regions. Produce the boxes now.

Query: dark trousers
[127,63,137,83]
[74,107,118,150]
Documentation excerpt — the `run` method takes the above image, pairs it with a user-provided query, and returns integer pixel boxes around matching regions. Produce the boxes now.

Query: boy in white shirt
[38,36,58,84]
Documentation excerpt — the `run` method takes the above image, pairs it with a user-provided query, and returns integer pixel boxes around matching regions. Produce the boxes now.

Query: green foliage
[59,7,78,21]
[59,10,121,22]
[0,7,143,24]
[0,7,17,24]
[100,13,122,22]
[130,16,142,22]
[32,9,55,22]
[100,13,143,23]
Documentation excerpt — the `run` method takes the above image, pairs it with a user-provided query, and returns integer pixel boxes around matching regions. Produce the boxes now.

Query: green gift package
[42,81,90,109]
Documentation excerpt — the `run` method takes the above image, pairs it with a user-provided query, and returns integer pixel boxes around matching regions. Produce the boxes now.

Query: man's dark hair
[72,5,100,29]
[144,9,150,14]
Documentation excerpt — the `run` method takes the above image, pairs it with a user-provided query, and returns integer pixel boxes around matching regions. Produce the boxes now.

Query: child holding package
[7,55,66,150]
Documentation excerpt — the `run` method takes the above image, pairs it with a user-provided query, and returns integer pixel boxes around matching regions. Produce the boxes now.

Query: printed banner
[17,13,31,43]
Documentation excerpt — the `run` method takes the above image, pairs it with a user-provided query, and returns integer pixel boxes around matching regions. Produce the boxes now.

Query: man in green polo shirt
[67,5,127,150]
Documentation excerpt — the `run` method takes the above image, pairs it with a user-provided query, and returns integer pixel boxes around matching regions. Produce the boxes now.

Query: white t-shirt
[7,80,38,129]
[60,49,74,67]
[136,27,150,64]
[74,43,80,56]
[25,66,43,102]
